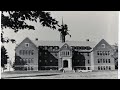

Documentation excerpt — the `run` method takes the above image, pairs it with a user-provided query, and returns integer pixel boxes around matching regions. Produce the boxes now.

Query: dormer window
[25,43,29,47]
[101,44,105,48]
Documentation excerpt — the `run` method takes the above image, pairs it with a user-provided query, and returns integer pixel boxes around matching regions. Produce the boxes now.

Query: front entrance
[63,60,68,68]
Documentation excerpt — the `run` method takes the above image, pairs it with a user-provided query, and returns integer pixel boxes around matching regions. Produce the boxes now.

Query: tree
[1,46,9,69]
[1,11,59,43]
[1,11,71,43]
[58,24,71,42]
[111,44,118,69]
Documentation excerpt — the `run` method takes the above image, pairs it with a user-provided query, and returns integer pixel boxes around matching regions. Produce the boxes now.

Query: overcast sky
[2,11,119,61]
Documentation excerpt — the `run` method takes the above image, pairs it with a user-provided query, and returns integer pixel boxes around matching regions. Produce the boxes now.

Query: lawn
[1,70,118,79]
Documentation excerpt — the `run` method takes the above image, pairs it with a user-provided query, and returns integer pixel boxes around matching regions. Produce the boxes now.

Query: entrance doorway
[63,60,68,68]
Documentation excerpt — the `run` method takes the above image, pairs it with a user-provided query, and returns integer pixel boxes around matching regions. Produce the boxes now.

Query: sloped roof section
[32,40,96,48]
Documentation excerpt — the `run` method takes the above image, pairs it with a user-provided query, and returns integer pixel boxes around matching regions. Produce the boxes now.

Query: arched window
[108,59,110,63]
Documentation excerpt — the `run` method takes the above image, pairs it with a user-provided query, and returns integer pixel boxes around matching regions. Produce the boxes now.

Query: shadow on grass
[2,74,60,79]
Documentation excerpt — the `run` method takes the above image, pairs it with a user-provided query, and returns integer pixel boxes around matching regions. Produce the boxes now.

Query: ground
[1,70,118,79]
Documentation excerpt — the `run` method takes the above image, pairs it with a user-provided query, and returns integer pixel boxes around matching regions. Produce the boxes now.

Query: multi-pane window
[97,51,110,56]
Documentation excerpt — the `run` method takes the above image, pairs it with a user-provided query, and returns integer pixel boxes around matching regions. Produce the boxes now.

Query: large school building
[14,37,115,71]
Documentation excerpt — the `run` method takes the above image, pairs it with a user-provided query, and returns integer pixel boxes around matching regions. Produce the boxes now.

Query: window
[31,67,33,70]
[101,66,103,70]
[68,51,70,56]
[23,50,25,55]
[88,60,90,64]
[88,67,90,70]
[31,58,33,63]
[64,45,67,48]
[25,43,29,47]
[98,59,100,63]
[101,44,105,48]
[97,51,99,55]
[108,59,110,63]
[31,50,34,55]
[106,66,108,70]
[109,66,111,70]
[105,51,107,55]
[98,66,100,70]
[106,59,108,63]
[103,66,105,70]
[28,59,30,63]
[103,59,105,63]
[103,51,105,55]
[100,59,102,63]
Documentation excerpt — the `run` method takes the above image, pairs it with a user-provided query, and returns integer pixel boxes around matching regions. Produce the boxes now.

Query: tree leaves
[1,11,59,32]
[1,46,9,67]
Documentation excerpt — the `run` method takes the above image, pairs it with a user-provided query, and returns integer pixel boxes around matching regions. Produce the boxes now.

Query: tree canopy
[1,11,71,43]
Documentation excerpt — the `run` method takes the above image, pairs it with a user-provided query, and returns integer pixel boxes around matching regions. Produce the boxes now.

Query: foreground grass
[1,70,118,79]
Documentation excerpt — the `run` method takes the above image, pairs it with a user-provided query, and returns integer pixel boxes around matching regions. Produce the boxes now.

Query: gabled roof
[93,39,113,51]
[15,37,38,50]
[32,40,96,48]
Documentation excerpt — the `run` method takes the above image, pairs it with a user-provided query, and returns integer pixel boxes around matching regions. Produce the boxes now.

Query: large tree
[1,46,9,68]
[1,11,71,43]
[1,11,60,43]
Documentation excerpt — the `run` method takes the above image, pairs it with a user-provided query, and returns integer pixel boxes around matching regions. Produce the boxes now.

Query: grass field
[1,70,118,79]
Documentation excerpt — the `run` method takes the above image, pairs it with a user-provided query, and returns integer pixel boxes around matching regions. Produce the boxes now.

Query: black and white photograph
[0,11,119,79]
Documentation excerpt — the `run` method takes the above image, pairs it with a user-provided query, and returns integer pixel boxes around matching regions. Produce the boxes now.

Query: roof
[32,40,97,48]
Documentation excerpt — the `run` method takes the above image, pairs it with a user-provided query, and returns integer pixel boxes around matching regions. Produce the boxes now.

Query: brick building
[14,37,115,71]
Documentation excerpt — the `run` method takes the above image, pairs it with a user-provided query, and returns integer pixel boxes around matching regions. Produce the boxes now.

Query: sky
[2,11,119,62]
